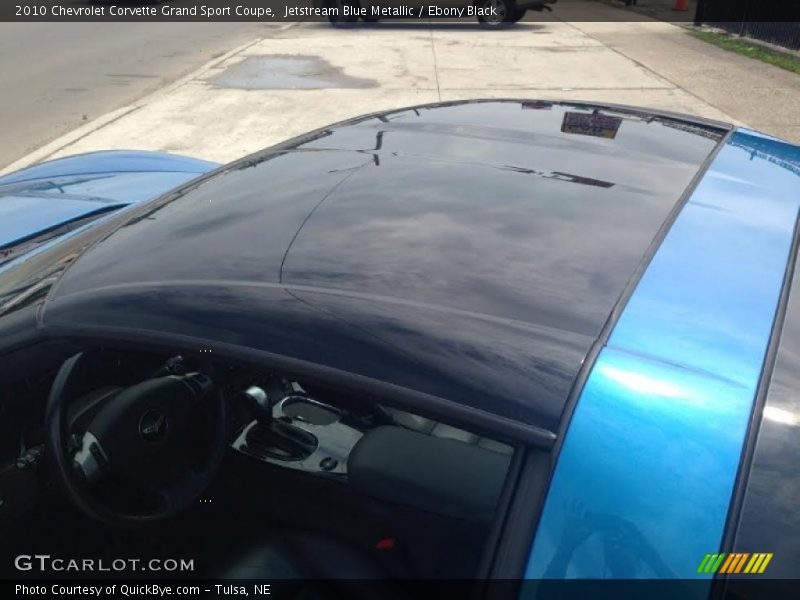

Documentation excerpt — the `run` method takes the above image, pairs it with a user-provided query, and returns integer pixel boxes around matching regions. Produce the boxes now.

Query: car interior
[0,343,515,589]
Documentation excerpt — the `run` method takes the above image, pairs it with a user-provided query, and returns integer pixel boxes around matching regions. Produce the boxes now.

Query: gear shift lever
[240,384,317,460]
[241,385,273,425]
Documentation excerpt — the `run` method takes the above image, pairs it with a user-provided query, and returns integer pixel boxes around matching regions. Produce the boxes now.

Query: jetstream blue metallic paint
[526,129,800,586]
[0,150,218,271]
[0,150,218,187]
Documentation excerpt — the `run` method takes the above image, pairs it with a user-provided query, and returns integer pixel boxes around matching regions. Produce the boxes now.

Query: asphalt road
[0,21,273,170]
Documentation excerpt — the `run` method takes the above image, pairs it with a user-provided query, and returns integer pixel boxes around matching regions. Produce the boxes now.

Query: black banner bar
[2,0,800,23]
[4,579,800,600]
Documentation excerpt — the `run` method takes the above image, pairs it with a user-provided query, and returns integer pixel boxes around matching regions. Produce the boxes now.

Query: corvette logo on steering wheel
[139,410,168,442]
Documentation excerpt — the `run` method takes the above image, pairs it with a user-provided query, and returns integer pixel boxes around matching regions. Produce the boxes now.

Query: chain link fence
[695,0,800,51]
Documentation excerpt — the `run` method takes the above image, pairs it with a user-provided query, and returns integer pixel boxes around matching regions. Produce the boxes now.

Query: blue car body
[0,150,218,270]
[0,102,797,590]
[527,129,800,588]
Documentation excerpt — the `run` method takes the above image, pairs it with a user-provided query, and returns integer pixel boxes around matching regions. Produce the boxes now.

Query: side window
[231,378,515,578]
[1,347,514,584]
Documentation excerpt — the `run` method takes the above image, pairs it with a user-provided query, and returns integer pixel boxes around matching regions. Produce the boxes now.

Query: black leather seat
[222,532,390,579]
[220,533,406,600]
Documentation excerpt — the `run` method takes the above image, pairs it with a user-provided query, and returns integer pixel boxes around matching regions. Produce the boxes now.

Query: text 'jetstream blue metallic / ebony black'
[526,129,800,588]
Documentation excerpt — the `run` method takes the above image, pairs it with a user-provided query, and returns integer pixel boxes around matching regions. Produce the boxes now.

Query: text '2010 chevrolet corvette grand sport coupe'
[0,101,798,598]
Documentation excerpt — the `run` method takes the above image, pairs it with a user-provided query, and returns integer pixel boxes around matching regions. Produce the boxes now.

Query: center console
[232,390,363,477]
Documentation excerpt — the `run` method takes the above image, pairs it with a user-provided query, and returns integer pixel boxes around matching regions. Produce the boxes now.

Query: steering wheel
[46,352,228,526]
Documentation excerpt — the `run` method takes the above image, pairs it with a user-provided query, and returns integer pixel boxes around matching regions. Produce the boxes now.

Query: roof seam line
[278,162,368,284]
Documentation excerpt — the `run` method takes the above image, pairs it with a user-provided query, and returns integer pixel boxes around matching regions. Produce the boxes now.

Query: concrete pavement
[0,21,276,170]
[562,1,800,141]
[3,2,799,174]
